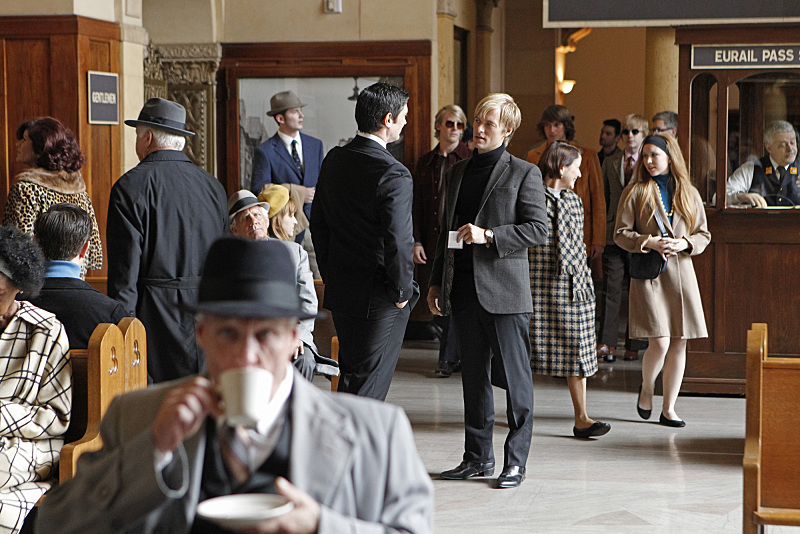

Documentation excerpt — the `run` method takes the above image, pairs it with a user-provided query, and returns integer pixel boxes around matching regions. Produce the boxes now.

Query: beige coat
[614,184,710,339]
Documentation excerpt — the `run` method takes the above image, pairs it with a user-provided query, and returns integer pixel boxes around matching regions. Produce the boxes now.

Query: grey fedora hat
[186,237,316,320]
[125,97,195,137]
[267,91,306,117]
[227,190,270,225]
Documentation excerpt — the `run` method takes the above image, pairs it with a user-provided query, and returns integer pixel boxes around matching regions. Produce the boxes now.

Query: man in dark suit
[311,82,418,401]
[26,203,126,349]
[107,98,228,383]
[251,90,324,243]
[36,237,433,534]
[429,93,547,488]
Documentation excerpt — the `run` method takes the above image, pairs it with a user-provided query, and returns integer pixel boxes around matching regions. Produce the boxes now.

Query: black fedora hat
[188,237,315,320]
[125,97,195,137]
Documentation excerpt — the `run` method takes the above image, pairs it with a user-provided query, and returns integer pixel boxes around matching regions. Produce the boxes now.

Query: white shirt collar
[357,131,387,149]
[277,130,301,151]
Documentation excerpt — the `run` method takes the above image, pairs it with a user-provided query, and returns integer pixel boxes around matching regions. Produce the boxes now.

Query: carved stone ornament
[155,43,222,86]
[476,0,499,32]
[437,0,456,17]
[143,43,164,81]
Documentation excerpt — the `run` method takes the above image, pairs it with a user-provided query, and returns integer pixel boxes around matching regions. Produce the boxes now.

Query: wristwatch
[484,229,494,247]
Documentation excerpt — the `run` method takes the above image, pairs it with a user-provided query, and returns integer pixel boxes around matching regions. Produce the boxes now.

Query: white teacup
[217,367,273,427]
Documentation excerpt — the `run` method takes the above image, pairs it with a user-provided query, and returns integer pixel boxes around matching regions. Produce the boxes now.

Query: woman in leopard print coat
[3,117,102,277]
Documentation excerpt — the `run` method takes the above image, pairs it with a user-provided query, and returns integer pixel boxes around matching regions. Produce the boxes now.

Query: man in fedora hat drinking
[37,237,434,534]
[107,97,228,384]
[251,90,324,245]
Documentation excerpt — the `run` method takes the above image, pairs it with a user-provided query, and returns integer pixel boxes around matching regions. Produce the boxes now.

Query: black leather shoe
[434,361,453,378]
[497,466,525,488]
[441,461,495,480]
[659,413,686,428]
[637,385,651,420]
[605,353,616,362]
[573,421,611,438]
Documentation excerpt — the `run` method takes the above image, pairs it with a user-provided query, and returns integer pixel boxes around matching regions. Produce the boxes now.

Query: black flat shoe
[637,385,651,420]
[659,413,686,428]
[573,421,611,438]
[441,460,495,480]
[497,466,525,488]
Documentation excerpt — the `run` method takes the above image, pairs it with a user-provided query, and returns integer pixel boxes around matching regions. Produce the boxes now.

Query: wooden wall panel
[724,243,800,355]
[0,16,121,287]
[3,38,51,186]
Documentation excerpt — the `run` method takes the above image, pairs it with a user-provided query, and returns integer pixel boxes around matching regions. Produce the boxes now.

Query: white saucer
[196,494,294,529]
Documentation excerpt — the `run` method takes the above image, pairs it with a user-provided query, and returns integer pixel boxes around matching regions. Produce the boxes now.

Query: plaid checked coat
[0,302,71,533]
[529,188,598,377]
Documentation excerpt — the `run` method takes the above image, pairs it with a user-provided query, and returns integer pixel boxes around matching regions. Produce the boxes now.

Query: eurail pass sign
[88,71,119,125]
[692,45,800,69]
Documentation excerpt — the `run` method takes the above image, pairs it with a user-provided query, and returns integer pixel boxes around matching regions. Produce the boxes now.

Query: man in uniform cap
[107,97,228,383]
[251,90,325,244]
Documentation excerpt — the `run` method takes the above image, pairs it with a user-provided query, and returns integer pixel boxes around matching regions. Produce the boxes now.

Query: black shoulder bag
[629,208,669,280]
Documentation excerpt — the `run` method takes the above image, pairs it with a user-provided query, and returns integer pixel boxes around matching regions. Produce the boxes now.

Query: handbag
[629,207,669,280]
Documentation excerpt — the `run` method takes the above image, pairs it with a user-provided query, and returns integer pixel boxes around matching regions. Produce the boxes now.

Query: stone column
[151,43,222,174]
[644,27,679,122]
[437,0,456,114]
[475,0,498,101]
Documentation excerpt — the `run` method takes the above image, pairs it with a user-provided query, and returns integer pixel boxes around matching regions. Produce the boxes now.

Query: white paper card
[448,231,464,249]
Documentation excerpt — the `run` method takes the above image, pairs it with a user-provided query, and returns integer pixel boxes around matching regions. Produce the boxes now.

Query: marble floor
[365,340,798,534]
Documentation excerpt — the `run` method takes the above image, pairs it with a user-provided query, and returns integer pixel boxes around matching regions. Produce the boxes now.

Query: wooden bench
[60,318,149,481]
[743,323,800,533]
[313,280,339,392]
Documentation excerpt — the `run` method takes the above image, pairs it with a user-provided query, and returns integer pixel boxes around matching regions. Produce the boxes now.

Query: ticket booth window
[690,73,719,205]
[725,72,800,208]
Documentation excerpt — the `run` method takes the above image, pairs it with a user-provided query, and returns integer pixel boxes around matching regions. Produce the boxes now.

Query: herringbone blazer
[430,150,548,315]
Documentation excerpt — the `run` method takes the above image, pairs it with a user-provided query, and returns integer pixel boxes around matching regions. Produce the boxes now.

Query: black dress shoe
[605,353,616,362]
[637,385,651,420]
[441,460,495,480]
[434,361,453,378]
[497,466,525,488]
[573,421,611,438]
[659,413,686,428]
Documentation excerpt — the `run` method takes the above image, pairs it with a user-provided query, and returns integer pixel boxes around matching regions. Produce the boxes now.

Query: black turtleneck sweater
[452,144,505,277]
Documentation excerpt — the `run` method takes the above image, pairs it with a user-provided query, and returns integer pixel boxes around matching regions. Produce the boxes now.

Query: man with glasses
[413,105,472,377]
[597,114,650,362]
[652,111,678,137]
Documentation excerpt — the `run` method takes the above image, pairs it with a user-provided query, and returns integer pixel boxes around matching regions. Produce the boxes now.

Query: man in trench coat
[107,97,228,383]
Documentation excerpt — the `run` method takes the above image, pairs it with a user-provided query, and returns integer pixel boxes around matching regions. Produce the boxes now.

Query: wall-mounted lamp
[559,80,576,94]
[324,0,342,14]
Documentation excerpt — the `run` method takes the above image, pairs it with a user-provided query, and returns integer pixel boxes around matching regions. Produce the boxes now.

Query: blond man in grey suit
[428,94,547,489]
[37,237,433,534]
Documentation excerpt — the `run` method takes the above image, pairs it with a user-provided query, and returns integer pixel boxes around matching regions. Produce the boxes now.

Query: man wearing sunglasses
[597,114,650,363]
[413,105,472,378]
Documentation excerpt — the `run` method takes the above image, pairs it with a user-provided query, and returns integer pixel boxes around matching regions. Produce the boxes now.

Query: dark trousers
[434,314,459,364]
[452,294,533,468]
[599,244,648,351]
[332,291,416,401]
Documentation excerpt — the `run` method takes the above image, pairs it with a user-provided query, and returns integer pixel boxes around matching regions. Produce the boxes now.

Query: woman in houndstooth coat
[529,142,610,439]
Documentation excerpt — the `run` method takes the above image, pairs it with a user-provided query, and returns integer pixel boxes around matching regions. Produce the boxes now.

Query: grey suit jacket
[273,239,317,351]
[602,151,628,246]
[36,371,433,534]
[430,150,548,315]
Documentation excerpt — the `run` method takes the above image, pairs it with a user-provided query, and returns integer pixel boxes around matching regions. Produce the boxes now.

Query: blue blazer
[250,132,324,220]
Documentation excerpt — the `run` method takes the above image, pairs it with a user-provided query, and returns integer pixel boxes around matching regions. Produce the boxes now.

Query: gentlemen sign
[88,71,119,124]
[692,45,800,69]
